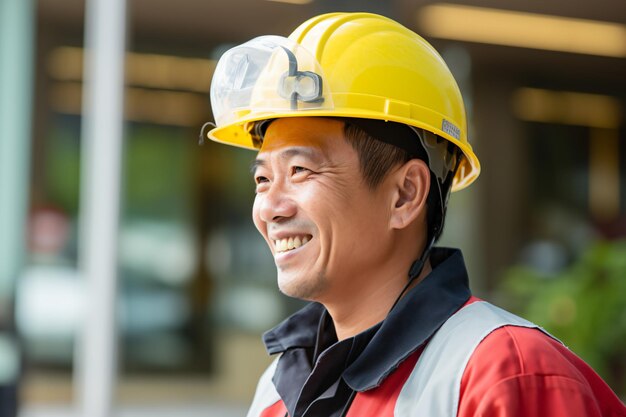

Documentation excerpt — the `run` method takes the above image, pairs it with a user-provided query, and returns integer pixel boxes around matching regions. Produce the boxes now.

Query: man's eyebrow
[250,159,265,175]
[250,147,322,175]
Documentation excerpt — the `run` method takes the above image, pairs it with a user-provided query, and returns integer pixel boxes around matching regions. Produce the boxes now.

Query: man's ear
[389,159,430,230]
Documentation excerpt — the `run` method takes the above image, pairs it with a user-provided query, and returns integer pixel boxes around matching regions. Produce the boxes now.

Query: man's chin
[277,272,326,301]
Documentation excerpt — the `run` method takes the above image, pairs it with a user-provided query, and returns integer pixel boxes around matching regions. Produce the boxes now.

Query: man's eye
[292,166,309,175]
[255,176,269,184]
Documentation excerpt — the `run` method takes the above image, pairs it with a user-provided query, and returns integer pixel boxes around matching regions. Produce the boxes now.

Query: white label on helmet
[442,119,461,140]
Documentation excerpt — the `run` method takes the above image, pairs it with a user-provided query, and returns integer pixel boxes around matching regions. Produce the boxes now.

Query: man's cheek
[251,203,264,235]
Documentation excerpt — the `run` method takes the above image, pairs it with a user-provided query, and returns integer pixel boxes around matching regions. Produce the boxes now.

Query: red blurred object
[28,206,70,256]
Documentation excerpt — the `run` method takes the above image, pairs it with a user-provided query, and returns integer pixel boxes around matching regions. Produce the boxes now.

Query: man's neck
[325,259,432,341]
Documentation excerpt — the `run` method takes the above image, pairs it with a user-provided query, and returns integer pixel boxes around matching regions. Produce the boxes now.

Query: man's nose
[258,182,297,223]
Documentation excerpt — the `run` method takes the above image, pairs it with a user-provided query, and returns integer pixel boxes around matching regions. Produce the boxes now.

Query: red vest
[248,300,625,417]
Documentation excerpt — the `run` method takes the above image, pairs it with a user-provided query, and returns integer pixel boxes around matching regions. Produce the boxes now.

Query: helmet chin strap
[389,234,437,313]
[388,163,450,311]
[390,141,458,312]
[408,237,436,281]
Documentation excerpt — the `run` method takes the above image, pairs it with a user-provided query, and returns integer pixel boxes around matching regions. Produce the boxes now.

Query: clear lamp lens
[210,35,332,127]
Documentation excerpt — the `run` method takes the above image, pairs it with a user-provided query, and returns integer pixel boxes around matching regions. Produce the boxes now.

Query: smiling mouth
[274,235,312,253]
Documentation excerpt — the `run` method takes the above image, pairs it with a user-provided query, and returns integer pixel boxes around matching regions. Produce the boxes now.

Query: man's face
[252,117,394,302]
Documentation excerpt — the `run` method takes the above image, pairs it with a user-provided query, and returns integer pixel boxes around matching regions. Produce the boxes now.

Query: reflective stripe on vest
[247,356,281,417]
[247,302,551,417]
[395,301,547,417]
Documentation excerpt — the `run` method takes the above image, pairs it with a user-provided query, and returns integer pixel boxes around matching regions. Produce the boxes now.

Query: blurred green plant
[498,240,626,397]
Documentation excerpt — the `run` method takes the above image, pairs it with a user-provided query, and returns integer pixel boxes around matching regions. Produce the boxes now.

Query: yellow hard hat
[208,12,480,191]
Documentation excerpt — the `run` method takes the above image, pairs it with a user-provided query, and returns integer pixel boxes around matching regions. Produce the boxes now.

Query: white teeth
[274,235,310,253]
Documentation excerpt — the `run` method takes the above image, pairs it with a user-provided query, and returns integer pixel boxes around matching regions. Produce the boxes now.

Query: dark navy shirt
[262,248,472,417]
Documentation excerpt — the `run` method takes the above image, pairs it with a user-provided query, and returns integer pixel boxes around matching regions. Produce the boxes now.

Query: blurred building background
[0,0,624,415]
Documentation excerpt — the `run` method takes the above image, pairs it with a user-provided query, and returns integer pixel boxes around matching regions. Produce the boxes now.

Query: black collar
[262,247,471,391]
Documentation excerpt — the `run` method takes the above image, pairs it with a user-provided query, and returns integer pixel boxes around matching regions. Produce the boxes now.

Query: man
[204,12,625,417]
